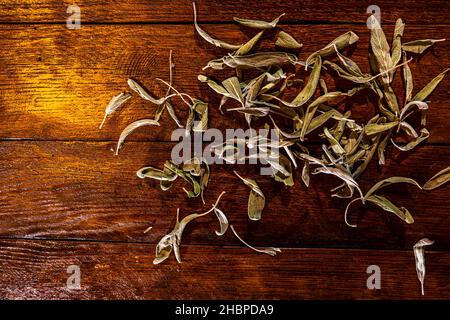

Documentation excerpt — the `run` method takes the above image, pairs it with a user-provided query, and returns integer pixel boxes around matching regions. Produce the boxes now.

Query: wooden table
[0,0,449,299]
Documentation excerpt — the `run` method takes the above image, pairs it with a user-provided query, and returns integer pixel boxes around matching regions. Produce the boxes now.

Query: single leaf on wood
[423,166,450,190]
[193,2,242,50]
[115,119,160,155]
[230,225,281,256]
[413,238,434,295]
[233,13,285,29]
[412,68,449,102]
[402,38,445,54]
[99,92,131,129]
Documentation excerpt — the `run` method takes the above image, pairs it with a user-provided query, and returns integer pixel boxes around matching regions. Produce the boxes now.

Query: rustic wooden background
[0,0,449,299]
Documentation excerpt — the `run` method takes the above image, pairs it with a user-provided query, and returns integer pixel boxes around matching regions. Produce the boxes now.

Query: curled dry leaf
[275,31,303,49]
[214,207,229,236]
[345,176,421,227]
[423,166,450,190]
[366,194,414,224]
[115,119,160,155]
[234,170,265,221]
[154,192,226,264]
[137,166,177,181]
[230,225,281,256]
[99,92,132,129]
[235,31,264,56]
[193,2,242,50]
[413,238,434,295]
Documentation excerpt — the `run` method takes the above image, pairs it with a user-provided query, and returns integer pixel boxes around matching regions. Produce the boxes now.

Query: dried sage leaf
[221,52,297,69]
[402,38,445,54]
[235,31,264,56]
[366,194,414,224]
[198,75,230,97]
[137,166,177,181]
[413,238,434,295]
[214,207,228,236]
[391,18,405,67]
[364,121,398,136]
[368,15,393,84]
[423,166,450,190]
[412,68,449,102]
[402,51,413,103]
[230,225,281,256]
[222,76,245,106]
[233,13,285,29]
[291,56,322,107]
[275,31,303,49]
[234,171,265,221]
[364,176,421,200]
[99,92,132,129]
[306,31,359,66]
[193,2,242,50]
[115,119,160,155]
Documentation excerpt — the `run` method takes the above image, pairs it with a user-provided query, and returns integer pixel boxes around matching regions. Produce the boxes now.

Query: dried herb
[413,238,434,295]
[116,119,160,155]
[275,31,303,49]
[99,92,131,129]
[402,38,446,54]
[234,170,265,221]
[233,13,285,29]
[230,225,281,256]
[193,2,241,50]
[102,7,448,266]
[423,166,450,190]
[153,191,226,264]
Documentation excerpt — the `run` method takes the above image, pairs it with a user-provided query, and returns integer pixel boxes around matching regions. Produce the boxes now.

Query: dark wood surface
[0,0,449,299]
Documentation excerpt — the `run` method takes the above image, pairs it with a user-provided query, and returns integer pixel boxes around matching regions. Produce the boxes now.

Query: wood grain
[0,0,449,300]
[0,0,448,24]
[0,239,449,299]
[0,141,448,250]
[0,24,448,142]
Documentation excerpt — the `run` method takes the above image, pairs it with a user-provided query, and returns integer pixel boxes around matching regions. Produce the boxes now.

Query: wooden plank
[0,24,448,142]
[0,141,448,250]
[0,0,448,24]
[0,239,449,299]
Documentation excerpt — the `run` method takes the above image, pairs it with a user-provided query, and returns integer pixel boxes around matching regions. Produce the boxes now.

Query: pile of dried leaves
[100,2,449,293]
